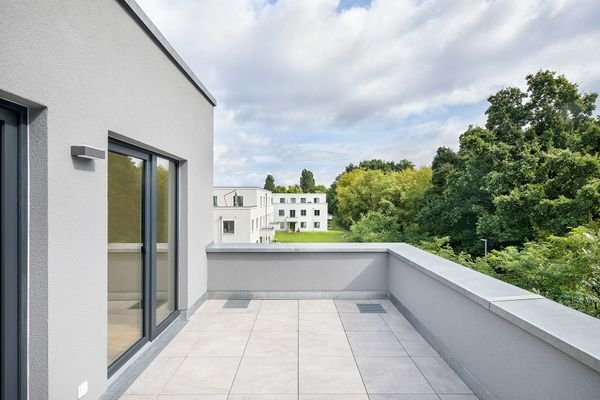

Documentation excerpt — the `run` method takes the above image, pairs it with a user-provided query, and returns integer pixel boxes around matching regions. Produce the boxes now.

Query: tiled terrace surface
[119,299,478,400]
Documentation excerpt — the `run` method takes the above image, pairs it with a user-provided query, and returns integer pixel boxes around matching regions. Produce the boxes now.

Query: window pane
[156,157,177,325]
[107,152,144,366]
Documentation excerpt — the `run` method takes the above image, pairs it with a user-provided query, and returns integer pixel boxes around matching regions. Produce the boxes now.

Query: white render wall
[273,193,328,231]
[213,187,275,243]
[1,1,214,399]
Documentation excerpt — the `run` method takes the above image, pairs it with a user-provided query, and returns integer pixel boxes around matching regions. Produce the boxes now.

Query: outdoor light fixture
[71,145,105,160]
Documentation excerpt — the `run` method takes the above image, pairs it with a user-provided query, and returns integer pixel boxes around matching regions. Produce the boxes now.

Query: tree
[336,167,432,231]
[327,159,415,222]
[313,184,327,193]
[286,184,302,193]
[299,169,316,193]
[274,185,287,193]
[264,174,275,191]
[418,70,600,254]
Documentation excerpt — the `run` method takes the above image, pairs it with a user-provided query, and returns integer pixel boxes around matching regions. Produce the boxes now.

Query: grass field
[275,229,347,243]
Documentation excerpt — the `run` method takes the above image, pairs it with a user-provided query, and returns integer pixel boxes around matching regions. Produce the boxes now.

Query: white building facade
[213,187,276,243]
[273,193,328,232]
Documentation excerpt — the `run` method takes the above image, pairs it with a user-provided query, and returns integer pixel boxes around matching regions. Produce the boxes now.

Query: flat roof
[119,0,217,106]
[214,186,270,190]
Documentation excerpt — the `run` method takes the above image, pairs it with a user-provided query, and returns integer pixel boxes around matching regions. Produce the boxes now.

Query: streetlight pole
[480,239,488,256]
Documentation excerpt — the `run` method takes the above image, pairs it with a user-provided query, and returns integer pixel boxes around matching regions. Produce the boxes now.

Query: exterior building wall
[0,1,214,399]
[272,193,328,232]
[213,187,275,243]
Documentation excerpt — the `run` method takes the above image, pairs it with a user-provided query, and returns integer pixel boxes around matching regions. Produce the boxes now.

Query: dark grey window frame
[278,209,284,216]
[290,210,296,218]
[223,220,235,234]
[107,139,180,377]
[0,100,27,400]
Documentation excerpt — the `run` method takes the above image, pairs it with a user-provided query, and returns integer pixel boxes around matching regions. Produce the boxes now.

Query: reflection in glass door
[107,151,145,366]
[155,157,177,325]
[107,140,179,374]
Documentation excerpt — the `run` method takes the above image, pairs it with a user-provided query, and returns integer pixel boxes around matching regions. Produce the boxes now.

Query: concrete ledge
[207,242,389,253]
[208,290,389,300]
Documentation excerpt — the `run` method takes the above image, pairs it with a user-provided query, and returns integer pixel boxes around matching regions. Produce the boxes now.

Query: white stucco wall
[273,193,328,231]
[0,1,214,399]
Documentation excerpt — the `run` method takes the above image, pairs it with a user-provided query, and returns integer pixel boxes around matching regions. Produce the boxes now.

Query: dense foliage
[418,71,600,254]
[416,224,600,318]
[330,71,600,318]
[264,174,275,191]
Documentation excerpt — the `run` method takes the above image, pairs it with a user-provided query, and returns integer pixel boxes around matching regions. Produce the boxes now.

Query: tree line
[327,71,600,318]
[264,169,327,193]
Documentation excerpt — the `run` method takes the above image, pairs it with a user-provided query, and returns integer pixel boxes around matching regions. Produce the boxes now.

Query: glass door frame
[0,99,28,400]
[107,139,180,377]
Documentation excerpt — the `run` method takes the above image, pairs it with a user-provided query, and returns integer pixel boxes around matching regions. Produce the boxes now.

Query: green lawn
[275,229,347,243]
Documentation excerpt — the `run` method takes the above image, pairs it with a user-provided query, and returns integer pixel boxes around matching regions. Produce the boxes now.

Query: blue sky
[137,0,600,187]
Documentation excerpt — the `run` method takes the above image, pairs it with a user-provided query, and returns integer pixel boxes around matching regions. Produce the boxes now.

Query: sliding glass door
[107,140,178,375]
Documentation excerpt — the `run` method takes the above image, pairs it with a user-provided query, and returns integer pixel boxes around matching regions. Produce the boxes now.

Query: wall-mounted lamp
[71,145,105,160]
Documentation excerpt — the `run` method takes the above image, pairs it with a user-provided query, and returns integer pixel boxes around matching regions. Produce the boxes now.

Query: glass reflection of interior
[156,157,176,325]
[107,151,144,366]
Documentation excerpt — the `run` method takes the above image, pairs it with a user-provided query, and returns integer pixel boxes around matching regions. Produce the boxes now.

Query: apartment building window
[223,220,235,234]
[234,195,244,207]
[301,222,307,228]
[301,209,306,216]
[291,198,297,203]
[314,222,320,228]
[314,197,319,203]
[290,210,296,218]
[301,198,306,203]
[280,198,285,203]
[314,209,320,216]
[278,209,284,216]
[279,222,284,229]
[213,196,218,206]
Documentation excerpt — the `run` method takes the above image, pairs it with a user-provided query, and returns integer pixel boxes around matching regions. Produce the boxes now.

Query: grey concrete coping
[119,0,217,105]
[206,242,389,253]
[206,241,600,374]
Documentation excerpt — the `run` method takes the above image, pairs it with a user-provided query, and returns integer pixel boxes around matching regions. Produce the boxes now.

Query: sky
[136,0,600,187]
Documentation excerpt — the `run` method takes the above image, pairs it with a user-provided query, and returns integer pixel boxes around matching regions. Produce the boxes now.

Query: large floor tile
[160,332,203,357]
[356,356,434,394]
[369,396,440,400]
[244,330,298,356]
[413,357,473,394]
[299,356,366,394]
[118,395,157,400]
[300,395,369,400]
[369,299,400,314]
[347,330,408,356]
[392,324,424,341]
[299,312,344,332]
[253,312,298,331]
[195,300,226,314]
[189,330,250,356]
[161,357,240,394]
[259,300,298,314]
[157,395,226,400]
[299,299,337,313]
[340,313,389,331]
[400,339,438,357]
[334,300,366,313]
[438,395,479,400]
[183,314,215,333]
[299,330,352,357]
[230,356,297,394]
[381,313,413,331]
[125,357,184,395]
[229,396,297,400]
[205,313,256,332]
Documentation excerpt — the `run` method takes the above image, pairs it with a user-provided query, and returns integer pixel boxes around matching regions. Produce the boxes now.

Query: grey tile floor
[119,299,478,400]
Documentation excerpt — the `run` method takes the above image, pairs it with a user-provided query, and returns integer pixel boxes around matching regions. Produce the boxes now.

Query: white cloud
[137,0,600,185]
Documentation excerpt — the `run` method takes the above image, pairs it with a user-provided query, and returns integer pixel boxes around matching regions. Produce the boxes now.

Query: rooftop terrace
[107,243,600,400]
